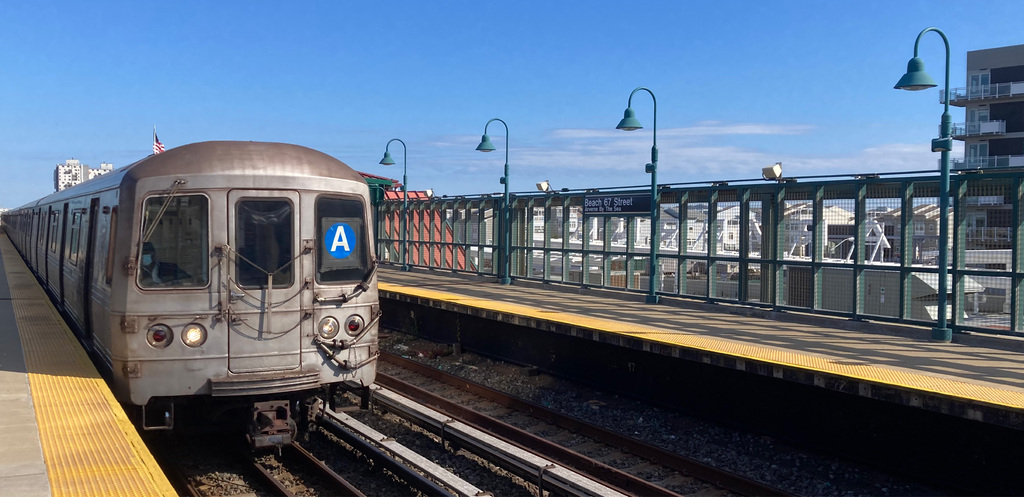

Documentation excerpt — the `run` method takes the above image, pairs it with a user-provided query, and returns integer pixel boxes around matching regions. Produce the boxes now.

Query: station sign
[583,194,652,215]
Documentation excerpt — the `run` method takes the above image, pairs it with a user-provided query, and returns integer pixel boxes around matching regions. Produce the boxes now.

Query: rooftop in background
[359,171,400,189]
[384,190,430,200]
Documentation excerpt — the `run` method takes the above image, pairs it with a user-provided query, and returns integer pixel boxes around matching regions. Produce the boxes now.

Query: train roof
[13,141,365,210]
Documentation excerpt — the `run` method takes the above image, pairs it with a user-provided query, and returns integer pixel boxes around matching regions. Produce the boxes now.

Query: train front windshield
[138,194,210,288]
[235,200,294,289]
[316,196,370,283]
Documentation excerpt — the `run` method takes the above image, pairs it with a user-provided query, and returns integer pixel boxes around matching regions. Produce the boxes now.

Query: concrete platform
[377,266,1024,431]
[0,245,50,497]
[0,235,175,497]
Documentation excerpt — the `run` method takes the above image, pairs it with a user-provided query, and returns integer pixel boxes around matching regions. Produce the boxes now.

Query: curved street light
[616,87,660,304]
[380,138,410,271]
[476,118,512,285]
[895,27,953,342]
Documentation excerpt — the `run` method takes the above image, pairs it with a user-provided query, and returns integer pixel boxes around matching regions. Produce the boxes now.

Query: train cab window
[138,194,209,288]
[316,196,369,283]
[235,200,293,289]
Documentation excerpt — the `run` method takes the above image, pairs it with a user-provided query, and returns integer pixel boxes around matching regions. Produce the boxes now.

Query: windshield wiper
[314,259,378,305]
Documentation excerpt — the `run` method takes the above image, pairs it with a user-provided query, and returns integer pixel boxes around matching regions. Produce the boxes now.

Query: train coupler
[247,400,297,451]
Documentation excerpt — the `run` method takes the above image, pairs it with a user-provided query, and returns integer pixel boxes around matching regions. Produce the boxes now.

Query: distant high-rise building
[54,159,85,192]
[949,43,1024,170]
[53,159,115,191]
[89,162,114,180]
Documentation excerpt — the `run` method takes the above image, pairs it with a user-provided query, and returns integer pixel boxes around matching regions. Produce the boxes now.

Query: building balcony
[965,227,1013,243]
[944,81,1024,106]
[950,155,1024,170]
[951,120,1006,139]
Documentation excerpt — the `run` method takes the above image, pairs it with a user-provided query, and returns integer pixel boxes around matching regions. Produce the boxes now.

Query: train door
[81,198,100,341]
[43,207,52,284]
[32,210,41,270]
[36,210,43,273]
[58,203,69,304]
[226,190,304,373]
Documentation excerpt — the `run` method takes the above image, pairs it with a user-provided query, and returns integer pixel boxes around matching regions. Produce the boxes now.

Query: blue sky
[1,1,1021,207]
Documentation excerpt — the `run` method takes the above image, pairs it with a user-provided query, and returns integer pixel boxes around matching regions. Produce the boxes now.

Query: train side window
[68,211,81,266]
[105,207,117,285]
[315,196,369,283]
[36,210,45,247]
[49,211,59,253]
[139,195,209,289]
[235,199,293,289]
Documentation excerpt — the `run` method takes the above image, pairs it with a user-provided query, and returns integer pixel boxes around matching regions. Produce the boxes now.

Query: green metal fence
[375,169,1024,337]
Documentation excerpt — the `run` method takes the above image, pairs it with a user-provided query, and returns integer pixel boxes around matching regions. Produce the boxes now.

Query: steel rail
[287,443,367,497]
[249,458,296,497]
[316,404,479,497]
[372,384,631,497]
[376,370,666,496]
[381,351,791,497]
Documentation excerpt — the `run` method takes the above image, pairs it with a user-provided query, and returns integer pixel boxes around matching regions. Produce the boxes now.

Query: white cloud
[665,122,815,136]
[550,122,814,140]
[408,122,953,196]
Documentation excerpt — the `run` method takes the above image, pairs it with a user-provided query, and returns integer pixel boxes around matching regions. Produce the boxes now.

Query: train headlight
[181,323,207,347]
[147,324,173,349]
[345,315,365,337]
[318,317,340,339]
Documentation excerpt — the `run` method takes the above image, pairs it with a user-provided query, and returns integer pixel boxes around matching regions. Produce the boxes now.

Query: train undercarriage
[139,384,372,451]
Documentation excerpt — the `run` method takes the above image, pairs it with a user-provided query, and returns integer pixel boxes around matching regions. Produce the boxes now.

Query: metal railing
[377,197,499,276]
[375,169,1024,337]
[951,155,1024,170]
[951,120,1005,138]
[945,81,1024,103]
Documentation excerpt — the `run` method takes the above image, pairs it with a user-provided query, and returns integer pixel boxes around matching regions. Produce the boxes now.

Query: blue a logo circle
[324,223,356,259]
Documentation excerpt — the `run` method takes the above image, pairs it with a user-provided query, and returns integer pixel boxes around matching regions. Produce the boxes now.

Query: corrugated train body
[3,141,379,445]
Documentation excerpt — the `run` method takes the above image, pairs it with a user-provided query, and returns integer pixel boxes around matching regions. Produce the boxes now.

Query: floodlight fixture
[762,162,783,180]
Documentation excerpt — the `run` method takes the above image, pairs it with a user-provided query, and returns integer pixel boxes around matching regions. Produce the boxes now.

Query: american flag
[153,132,165,154]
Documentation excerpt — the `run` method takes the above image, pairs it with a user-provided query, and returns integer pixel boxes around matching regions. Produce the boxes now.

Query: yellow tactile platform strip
[381,282,1024,411]
[1,237,176,497]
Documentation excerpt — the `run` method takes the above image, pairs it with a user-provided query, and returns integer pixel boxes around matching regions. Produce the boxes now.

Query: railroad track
[154,433,366,497]
[320,389,633,496]
[378,351,791,496]
[151,350,792,496]
[248,442,365,497]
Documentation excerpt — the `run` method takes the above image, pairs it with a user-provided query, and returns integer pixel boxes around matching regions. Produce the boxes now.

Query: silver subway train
[4,141,379,445]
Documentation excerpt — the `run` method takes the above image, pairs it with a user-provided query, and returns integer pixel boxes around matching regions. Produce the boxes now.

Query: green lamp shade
[616,107,643,131]
[894,57,937,91]
[379,151,395,165]
[476,134,496,152]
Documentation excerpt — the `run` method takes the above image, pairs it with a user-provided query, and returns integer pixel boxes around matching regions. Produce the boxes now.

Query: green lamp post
[617,87,660,304]
[476,118,512,285]
[895,27,954,342]
[379,138,410,271]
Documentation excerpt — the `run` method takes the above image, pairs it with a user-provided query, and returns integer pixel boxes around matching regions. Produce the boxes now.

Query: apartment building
[949,43,1024,170]
[53,159,114,192]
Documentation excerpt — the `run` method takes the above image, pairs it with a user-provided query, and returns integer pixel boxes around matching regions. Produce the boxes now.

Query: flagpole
[152,126,164,155]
